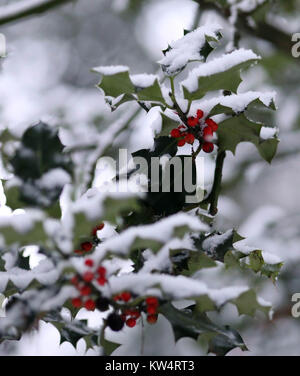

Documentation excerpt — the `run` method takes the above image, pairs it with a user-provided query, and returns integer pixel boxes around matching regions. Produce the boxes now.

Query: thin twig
[0,0,74,26]
[207,150,226,216]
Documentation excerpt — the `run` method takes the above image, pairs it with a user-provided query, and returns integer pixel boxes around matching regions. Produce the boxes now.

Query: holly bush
[0,0,286,356]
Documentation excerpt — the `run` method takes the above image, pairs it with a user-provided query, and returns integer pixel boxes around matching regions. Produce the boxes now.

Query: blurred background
[0,0,300,355]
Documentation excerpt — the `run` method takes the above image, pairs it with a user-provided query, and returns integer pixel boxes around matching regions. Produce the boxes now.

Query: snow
[260,126,278,140]
[141,237,193,273]
[72,189,140,222]
[158,23,222,76]
[228,0,266,13]
[181,49,260,92]
[92,212,208,260]
[202,230,234,257]
[189,91,276,118]
[0,259,60,293]
[0,209,44,235]
[92,65,129,75]
[130,74,158,88]
[37,168,71,189]
[108,272,249,306]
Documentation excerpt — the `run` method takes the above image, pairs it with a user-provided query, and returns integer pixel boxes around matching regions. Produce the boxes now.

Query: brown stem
[207,150,226,216]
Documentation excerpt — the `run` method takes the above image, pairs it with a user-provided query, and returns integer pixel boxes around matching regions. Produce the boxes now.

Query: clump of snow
[73,189,141,222]
[141,237,194,273]
[188,91,276,118]
[92,65,129,75]
[260,127,278,140]
[0,259,59,293]
[130,74,158,88]
[181,49,260,93]
[0,209,44,235]
[92,212,208,261]
[202,230,234,258]
[158,24,222,76]
[108,272,249,307]
[37,168,71,189]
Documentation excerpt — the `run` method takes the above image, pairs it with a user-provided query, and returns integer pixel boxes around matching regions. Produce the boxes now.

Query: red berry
[146,297,159,307]
[71,276,79,285]
[97,276,107,286]
[121,314,127,322]
[177,139,186,147]
[185,133,195,145]
[130,310,141,319]
[113,294,122,301]
[178,125,186,130]
[83,271,94,283]
[126,318,136,328]
[81,242,93,252]
[71,297,82,308]
[125,309,140,319]
[85,259,94,268]
[74,249,84,255]
[170,128,181,138]
[205,118,218,132]
[97,266,106,277]
[147,314,158,325]
[80,285,92,296]
[197,109,204,119]
[84,299,96,311]
[147,305,157,315]
[187,117,198,127]
[120,292,131,302]
[203,126,213,141]
[92,223,105,237]
[202,142,214,153]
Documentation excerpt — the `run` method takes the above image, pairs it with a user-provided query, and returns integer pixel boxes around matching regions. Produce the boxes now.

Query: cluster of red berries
[116,294,159,329]
[70,221,160,332]
[144,296,159,324]
[71,261,108,311]
[74,223,105,255]
[170,109,218,153]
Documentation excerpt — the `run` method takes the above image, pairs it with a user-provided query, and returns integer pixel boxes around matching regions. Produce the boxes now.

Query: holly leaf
[9,122,72,210]
[218,114,279,163]
[136,79,165,103]
[232,290,271,317]
[160,303,247,355]
[182,251,217,276]
[96,69,135,98]
[182,52,259,100]
[193,229,244,262]
[157,113,180,137]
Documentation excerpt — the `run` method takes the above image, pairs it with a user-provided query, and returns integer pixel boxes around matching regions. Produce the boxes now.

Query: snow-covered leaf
[158,24,222,76]
[181,49,260,100]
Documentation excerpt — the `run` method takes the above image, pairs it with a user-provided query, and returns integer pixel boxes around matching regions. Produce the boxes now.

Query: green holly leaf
[159,25,222,76]
[160,303,247,355]
[193,229,244,262]
[157,113,180,137]
[224,248,283,283]
[8,122,72,210]
[218,114,279,163]
[182,251,217,276]
[136,79,165,103]
[95,68,135,98]
[232,290,271,317]
[182,53,259,101]
[0,212,47,247]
